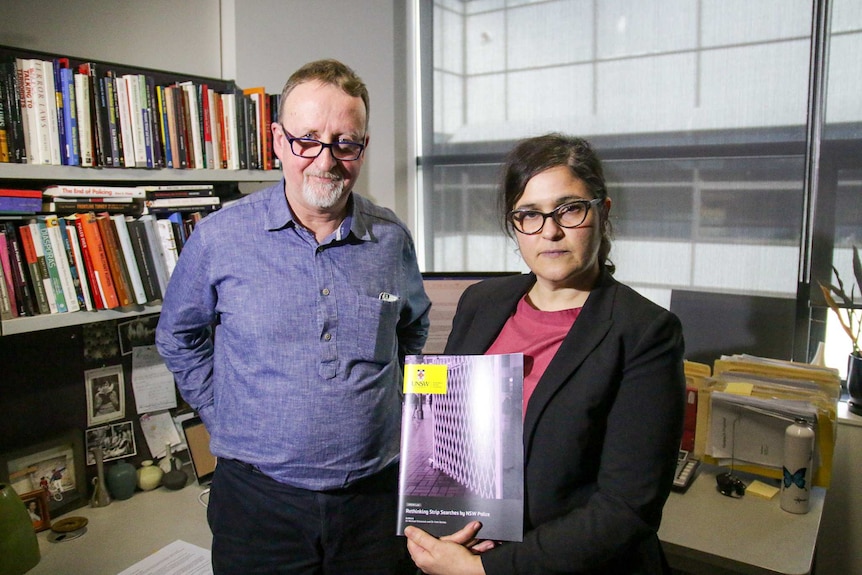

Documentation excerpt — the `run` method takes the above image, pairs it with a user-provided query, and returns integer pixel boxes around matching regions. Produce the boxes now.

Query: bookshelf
[0,46,281,336]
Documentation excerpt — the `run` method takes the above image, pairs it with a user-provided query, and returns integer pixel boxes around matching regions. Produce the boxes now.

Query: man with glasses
[156,59,430,574]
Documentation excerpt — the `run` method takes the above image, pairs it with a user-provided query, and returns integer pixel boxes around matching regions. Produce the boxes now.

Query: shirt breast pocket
[345,293,401,364]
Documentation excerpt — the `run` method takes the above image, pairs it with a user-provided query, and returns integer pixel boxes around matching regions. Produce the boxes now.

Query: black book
[1,58,26,163]
[126,217,161,302]
[2,222,36,316]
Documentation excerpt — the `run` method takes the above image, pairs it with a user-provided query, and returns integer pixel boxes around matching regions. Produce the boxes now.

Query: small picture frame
[86,421,137,465]
[0,429,87,517]
[21,489,51,532]
[118,314,159,356]
[85,365,125,427]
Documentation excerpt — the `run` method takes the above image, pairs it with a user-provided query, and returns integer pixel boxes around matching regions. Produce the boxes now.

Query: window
[415,0,862,363]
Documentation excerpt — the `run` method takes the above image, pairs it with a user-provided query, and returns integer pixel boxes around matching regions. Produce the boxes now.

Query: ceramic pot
[0,483,41,575]
[847,353,862,415]
[106,460,138,500]
[137,460,163,491]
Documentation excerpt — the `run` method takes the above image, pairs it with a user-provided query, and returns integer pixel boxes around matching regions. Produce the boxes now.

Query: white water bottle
[780,418,815,514]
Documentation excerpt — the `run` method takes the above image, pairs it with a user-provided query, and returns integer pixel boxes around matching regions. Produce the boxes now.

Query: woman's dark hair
[500,133,614,273]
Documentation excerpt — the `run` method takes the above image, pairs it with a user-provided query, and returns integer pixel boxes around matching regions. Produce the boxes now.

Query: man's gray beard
[303,177,345,209]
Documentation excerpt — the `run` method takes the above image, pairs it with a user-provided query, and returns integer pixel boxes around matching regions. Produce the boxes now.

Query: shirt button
[322,288,330,296]
[323,333,332,341]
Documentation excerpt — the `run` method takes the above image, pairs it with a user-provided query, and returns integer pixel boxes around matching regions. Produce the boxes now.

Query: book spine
[17,223,51,314]
[114,75,136,168]
[96,213,134,307]
[2,222,36,316]
[59,67,80,166]
[62,218,94,311]
[139,215,169,295]
[31,60,53,165]
[81,212,119,309]
[155,218,179,277]
[104,71,122,167]
[126,218,161,302]
[44,184,145,198]
[74,72,94,167]
[43,215,80,312]
[94,65,112,167]
[145,75,163,168]
[138,75,154,168]
[216,91,229,169]
[0,244,13,319]
[111,214,147,305]
[33,220,66,313]
[156,85,172,169]
[70,214,105,309]
[47,201,144,216]
[0,231,17,318]
[52,59,67,166]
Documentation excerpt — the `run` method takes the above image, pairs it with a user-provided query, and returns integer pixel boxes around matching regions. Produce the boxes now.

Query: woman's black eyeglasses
[280,125,365,161]
[507,198,603,235]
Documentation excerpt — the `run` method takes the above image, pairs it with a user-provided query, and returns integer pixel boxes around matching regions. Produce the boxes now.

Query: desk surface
[28,482,212,575]
[659,464,825,575]
[26,464,825,575]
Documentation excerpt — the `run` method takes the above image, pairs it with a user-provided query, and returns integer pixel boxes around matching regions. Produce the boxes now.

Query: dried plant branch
[819,246,861,357]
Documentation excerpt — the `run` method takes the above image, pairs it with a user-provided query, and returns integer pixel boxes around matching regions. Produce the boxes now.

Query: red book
[80,211,120,309]
[68,214,105,309]
[95,212,133,307]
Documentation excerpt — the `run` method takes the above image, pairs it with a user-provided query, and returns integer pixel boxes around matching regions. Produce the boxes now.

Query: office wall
[0,0,222,78]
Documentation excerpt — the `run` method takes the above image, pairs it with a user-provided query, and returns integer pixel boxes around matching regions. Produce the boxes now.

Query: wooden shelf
[0,305,163,336]
[0,164,281,184]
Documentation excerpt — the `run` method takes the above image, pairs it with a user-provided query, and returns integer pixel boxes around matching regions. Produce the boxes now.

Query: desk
[27,482,212,575]
[659,464,825,575]
[26,465,825,575]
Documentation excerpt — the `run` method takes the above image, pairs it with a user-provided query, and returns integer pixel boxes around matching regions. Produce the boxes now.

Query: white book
[114,76,136,168]
[124,74,148,167]
[29,59,52,165]
[75,72,94,167]
[44,184,146,198]
[222,92,239,170]
[138,215,170,296]
[40,60,62,166]
[43,215,81,312]
[145,196,220,208]
[65,220,95,311]
[111,214,148,305]
[15,58,34,165]
[155,218,179,278]
[179,82,204,169]
[207,88,222,169]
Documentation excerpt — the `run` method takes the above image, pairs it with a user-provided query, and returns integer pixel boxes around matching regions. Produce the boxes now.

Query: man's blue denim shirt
[155,181,430,490]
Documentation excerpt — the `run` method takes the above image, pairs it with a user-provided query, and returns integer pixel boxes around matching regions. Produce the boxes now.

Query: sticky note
[746,480,779,499]
[724,382,754,396]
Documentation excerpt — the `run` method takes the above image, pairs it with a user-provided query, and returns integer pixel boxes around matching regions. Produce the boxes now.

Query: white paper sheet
[131,345,178,413]
[139,410,182,459]
[117,539,212,575]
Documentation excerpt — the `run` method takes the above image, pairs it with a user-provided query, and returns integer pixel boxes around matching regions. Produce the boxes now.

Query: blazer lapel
[522,272,618,453]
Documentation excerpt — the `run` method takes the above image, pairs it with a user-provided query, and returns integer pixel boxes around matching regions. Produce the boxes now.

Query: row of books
[0,55,280,171]
[0,184,221,320]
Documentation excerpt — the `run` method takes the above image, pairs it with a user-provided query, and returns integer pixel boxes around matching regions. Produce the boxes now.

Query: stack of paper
[695,354,840,487]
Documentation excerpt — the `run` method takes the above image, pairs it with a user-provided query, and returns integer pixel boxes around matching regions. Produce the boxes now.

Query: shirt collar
[263,180,370,243]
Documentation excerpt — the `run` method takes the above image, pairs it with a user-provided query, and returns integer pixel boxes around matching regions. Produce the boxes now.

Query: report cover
[397,353,524,542]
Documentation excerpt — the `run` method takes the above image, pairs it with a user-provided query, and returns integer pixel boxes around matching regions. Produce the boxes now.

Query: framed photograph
[0,429,87,517]
[118,314,159,356]
[21,489,51,532]
[85,365,125,427]
[86,421,137,465]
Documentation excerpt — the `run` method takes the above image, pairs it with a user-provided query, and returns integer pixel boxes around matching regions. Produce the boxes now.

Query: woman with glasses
[405,133,685,575]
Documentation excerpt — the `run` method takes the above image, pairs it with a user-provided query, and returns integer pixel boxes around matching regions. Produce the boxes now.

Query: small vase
[0,483,41,575]
[90,447,111,507]
[106,460,138,500]
[847,353,862,416]
[137,460,163,491]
